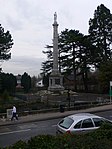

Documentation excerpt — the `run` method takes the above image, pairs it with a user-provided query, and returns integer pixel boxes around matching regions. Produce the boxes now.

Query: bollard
[60,104,65,113]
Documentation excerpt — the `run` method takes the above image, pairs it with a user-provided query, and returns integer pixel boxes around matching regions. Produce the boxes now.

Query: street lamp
[67,88,71,109]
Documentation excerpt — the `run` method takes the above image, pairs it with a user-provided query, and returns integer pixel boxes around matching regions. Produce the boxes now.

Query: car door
[80,118,96,133]
[70,120,82,134]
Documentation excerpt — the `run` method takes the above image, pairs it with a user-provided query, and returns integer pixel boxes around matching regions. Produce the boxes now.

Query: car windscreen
[59,117,74,129]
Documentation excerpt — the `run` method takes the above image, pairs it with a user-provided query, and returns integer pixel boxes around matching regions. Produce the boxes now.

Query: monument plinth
[48,12,64,92]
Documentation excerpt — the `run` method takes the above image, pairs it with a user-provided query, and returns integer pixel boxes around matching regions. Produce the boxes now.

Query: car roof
[67,113,101,121]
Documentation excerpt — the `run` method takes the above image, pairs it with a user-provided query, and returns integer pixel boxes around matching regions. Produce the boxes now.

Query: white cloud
[0,0,112,76]
[2,55,45,76]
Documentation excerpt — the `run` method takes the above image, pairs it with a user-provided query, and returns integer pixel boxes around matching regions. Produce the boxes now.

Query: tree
[8,73,17,94]
[58,29,85,91]
[41,45,53,75]
[31,76,38,89]
[75,35,96,92]
[0,24,13,92]
[0,24,13,65]
[41,45,53,87]
[89,4,112,67]
[0,73,17,94]
[59,29,95,91]
[21,72,31,93]
[98,60,112,93]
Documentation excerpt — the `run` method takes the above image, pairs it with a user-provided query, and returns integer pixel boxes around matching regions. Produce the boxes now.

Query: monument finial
[54,12,57,23]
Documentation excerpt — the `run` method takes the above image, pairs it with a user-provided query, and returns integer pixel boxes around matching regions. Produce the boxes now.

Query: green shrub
[1,90,10,103]
[7,140,28,149]
[87,123,112,140]
[28,135,57,149]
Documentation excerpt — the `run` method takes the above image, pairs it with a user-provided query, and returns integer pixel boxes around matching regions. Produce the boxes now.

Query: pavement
[0,103,112,126]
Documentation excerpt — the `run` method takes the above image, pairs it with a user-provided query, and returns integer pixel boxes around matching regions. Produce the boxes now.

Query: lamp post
[110,81,112,103]
[67,88,71,109]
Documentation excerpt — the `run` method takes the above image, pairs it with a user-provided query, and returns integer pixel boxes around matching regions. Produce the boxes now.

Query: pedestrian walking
[11,105,18,121]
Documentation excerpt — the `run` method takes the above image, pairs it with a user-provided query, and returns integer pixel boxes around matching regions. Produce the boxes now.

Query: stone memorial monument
[48,12,64,92]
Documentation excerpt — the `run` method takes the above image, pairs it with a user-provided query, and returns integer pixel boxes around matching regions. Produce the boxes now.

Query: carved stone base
[48,74,64,93]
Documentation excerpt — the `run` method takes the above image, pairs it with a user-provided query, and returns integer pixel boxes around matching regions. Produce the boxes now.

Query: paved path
[0,104,112,126]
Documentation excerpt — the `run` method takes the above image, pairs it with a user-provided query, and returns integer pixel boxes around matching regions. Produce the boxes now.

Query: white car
[56,113,112,134]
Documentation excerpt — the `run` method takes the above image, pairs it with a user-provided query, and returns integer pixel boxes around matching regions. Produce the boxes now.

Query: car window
[93,118,104,127]
[74,120,82,129]
[81,118,94,128]
[59,117,74,129]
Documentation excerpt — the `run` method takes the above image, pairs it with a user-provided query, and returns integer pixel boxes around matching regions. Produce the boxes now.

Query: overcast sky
[0,0,111,77]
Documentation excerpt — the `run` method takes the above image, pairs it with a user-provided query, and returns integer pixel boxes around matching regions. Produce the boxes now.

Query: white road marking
[52,125,57,127]
[19,124,37,129]
[0,129,31,136]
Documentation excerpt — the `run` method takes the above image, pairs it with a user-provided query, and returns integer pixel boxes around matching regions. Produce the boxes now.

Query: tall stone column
[48,12,64,92]
[52,12,58,74]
